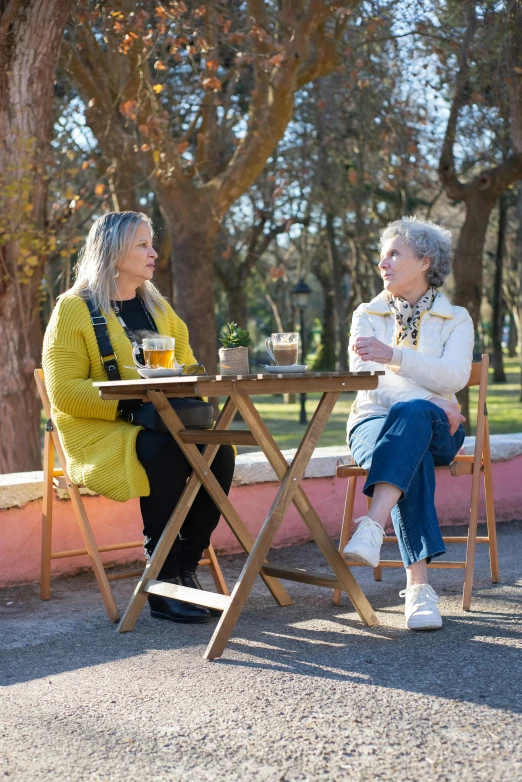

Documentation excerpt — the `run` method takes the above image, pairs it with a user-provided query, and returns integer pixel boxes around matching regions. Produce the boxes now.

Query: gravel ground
[1,521,521,782]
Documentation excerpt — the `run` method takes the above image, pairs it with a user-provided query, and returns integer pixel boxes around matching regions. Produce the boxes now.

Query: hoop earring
[114,269,120,278]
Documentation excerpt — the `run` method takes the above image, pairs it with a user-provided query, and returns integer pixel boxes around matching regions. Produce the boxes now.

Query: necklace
[111,295,158,341]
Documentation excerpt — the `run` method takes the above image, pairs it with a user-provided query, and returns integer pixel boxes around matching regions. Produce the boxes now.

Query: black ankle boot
[180,570,223,618]
[148,574,212,624]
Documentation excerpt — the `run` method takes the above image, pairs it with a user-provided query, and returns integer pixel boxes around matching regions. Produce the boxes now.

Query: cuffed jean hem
[348,400,465,569]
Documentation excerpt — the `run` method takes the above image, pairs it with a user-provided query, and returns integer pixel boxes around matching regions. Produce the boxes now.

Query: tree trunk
[311,253,337,371]
[152,214,173,302]
[158,187,221,374]
[0,285,43,472]
[492,196,507,382]
[0,0,73,472]
[227,286,248,331]
[507,310,517,357]
[325,213,349,371]
[313,286,336,371]
[516,186,522,401]
[451,192,495,430]
[452,193,494,331]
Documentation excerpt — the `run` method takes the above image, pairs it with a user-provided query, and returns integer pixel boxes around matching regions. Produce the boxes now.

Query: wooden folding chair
[333,355,499,611]
[35,369,228,623]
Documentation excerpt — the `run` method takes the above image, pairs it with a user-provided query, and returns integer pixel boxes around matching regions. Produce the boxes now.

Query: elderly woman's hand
[429,397,466,436]
[352,336,393,364]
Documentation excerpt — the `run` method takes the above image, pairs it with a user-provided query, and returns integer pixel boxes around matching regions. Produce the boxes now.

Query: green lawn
[229,356,522,455]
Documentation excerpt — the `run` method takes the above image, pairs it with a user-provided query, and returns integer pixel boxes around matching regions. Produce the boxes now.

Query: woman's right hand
[429,396,466,436]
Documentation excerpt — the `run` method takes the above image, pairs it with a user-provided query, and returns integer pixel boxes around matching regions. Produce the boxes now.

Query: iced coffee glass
[265,333,299,366]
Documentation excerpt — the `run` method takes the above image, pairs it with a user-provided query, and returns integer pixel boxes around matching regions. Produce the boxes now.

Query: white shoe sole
[406,616,442,631]
[342,548,379,568]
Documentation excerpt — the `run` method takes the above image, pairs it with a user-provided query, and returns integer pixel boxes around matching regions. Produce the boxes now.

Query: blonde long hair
[69,211,166,316]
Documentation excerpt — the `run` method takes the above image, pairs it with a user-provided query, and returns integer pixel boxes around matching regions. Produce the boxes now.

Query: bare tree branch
[438,2,477,201]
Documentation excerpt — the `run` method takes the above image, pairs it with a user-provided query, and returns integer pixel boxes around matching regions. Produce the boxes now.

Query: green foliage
[220,322,251,349]
[0,135,50,285]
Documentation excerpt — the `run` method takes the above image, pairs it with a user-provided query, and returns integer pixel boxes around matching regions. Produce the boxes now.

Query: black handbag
[121,398,214,431]
[85,295,214,431]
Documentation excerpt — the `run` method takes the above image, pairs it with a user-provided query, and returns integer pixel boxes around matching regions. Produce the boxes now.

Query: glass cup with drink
[132,337,204,375]
[133,336,175,370]
[265,332,299,366]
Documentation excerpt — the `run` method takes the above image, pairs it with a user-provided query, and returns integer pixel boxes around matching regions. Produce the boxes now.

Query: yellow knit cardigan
[42,293,199,502]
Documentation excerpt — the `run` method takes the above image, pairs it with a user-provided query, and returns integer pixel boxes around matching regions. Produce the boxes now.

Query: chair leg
[482,420,499,583]
[68,482,120,623]
[462,465,482,612]
[332,476,358,605]
[366,495,383,581]
[204,544,229,596]
[40,431,54,601]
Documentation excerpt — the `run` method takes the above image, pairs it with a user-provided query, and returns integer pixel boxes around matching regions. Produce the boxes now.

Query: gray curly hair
[379,216,453,288]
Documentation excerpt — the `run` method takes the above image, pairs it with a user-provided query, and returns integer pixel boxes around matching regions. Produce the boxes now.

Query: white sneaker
[343,516,384,568]
[400,584,442,631]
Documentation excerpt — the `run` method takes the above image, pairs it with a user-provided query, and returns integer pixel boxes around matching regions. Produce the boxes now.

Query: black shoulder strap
[84,296,121,382]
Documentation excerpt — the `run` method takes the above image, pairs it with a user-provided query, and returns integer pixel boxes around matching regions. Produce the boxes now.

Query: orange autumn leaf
[154,61,168,70]
[94,184,106,196]
[202,76,222,91]
[152,84,164,93]
[120,100,138,119]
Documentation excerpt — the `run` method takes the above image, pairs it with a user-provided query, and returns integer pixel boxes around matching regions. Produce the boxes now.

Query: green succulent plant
[220,322,251,349]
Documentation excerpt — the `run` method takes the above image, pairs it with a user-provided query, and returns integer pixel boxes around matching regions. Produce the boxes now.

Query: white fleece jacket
[347,290,474,439]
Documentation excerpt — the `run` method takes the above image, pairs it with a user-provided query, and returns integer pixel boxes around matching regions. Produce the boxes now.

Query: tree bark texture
[0,0,73,472]
[451,192,494,331]
[156,183,221,374]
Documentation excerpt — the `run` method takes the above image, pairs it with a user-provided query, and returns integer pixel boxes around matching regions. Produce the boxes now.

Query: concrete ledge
[4,433,522,510]
[1,433,521,587]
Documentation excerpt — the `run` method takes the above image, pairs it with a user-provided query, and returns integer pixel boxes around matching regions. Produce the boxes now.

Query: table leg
[147,391,292,608]
[204,391,340,661]
[236,394,378,628]
[118,397,238,633]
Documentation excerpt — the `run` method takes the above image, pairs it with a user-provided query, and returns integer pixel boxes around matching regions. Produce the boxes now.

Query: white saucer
[125,366,185,379]
[262,364,308,374]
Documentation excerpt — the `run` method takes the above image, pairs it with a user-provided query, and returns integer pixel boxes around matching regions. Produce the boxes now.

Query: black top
[113,297,158,413]
[112,296,158,342]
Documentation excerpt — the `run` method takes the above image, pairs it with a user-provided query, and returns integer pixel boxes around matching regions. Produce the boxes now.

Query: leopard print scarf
[388,287,437,348]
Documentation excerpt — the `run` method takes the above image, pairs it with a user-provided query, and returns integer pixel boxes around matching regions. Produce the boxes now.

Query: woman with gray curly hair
[344,216,474,631]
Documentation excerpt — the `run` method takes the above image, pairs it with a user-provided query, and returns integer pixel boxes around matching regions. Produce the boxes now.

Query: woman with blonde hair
[43,211,235,624]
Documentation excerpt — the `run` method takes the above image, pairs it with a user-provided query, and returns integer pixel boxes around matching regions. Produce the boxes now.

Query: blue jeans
[348,399,466,567]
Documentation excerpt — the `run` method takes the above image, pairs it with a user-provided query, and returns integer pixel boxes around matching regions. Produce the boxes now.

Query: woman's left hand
[352,336,393,364]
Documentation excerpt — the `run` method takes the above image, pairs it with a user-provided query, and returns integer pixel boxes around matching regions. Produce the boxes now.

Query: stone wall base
[1,454,521,587]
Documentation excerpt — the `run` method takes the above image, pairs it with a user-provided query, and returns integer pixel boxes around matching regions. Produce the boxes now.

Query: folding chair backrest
[466,355,490,473]
[35,368,52,419]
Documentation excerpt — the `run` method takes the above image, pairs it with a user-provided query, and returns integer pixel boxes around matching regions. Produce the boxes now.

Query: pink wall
[1,455,521,587]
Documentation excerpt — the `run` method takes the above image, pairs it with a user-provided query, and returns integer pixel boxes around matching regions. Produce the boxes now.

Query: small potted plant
[219,322,251,375]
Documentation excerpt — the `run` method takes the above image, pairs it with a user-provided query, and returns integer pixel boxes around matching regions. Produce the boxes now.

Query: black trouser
[136,430,235,577]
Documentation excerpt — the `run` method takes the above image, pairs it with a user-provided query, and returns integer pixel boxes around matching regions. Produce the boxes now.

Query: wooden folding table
[95,371,383,660]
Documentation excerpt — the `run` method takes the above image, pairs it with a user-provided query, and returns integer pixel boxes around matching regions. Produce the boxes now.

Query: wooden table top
[95,370,384,401]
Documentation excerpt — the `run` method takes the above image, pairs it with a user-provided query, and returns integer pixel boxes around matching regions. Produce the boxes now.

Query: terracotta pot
[218,346,249,375]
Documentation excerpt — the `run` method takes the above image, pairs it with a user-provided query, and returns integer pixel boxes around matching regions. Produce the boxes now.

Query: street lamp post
[291,278,312,425]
